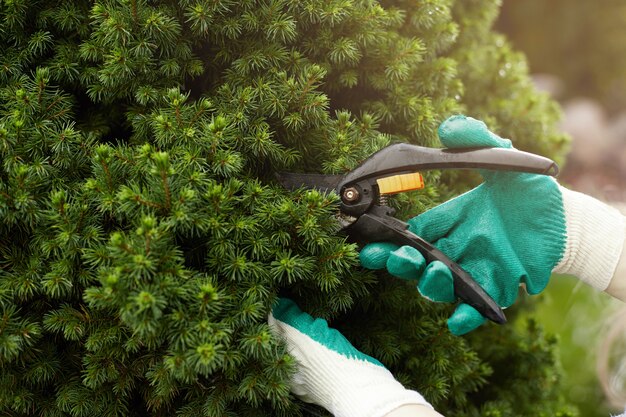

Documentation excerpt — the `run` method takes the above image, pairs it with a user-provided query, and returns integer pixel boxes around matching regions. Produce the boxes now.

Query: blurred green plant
[518,276,622,417]
[497,1,626,112]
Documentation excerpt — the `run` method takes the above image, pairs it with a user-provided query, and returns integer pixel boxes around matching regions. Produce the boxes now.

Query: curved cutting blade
[275,172,343,193]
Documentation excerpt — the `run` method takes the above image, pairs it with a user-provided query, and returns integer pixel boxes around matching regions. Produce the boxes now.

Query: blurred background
[496,2,626,416]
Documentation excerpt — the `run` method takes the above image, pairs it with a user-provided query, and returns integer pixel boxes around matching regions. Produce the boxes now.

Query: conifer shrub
[0,1,574,416]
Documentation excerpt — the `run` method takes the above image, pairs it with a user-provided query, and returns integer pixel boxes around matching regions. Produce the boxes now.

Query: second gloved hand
[360,115,625,335]
[268,298,432,417]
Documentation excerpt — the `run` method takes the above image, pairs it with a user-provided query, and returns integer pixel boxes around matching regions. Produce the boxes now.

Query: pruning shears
[276,143,559,325]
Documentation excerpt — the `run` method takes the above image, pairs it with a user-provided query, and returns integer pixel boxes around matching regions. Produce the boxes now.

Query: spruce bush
[0,1,574,416]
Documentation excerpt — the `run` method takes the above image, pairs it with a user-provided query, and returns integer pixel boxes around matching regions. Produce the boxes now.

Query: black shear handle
[339,144,559,190]
[349,206,507,325]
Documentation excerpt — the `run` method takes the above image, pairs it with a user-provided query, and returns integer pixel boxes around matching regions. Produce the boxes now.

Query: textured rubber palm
[360,115,567,335]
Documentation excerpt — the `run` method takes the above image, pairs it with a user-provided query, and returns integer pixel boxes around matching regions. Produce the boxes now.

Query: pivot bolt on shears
[277,143,559,326]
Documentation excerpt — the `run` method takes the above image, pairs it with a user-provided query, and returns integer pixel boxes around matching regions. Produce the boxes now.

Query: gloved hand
[268,298,433,417]
[360,115,625,335]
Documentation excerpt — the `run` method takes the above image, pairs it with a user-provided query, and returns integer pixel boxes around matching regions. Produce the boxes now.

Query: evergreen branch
[44,96,63,113]
[131,0,138,26]
[174,105,182,128]
[132,194,162,210]
[188,105,208,127]
[145,233,151,256]
[99,159,114,193]
[37,78,45,107]
[160,169,171,212]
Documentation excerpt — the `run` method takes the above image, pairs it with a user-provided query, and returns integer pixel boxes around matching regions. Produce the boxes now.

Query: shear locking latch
[376,173,425,195]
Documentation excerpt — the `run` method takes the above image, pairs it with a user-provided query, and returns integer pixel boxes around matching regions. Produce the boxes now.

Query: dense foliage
[0,0,573,416]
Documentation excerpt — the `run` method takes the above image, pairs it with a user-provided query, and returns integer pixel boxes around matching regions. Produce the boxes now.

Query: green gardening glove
[360,115,625,335]
[268,298,432,417]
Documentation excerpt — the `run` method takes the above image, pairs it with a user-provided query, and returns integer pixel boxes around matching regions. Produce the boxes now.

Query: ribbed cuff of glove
[268,313,431,417]
[553,186,626,290]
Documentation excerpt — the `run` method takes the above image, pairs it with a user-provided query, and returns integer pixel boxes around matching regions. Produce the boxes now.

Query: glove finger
[447,303,487,336]
[417,261,456,303]
[438,115,520,184]
[406,205,457,243]
[438,115,512,149]
[386,245,427,280]
[359,242,400,270]
[407,187,479,242]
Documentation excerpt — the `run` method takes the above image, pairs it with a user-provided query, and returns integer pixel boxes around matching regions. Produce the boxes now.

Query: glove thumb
[438,115,512,149]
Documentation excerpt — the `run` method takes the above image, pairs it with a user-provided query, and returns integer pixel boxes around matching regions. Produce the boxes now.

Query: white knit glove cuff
[553,186,625,290]
[268,314,431,417]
